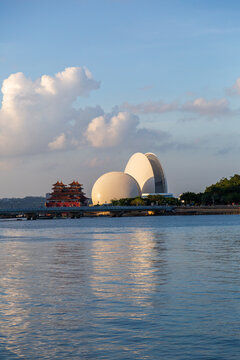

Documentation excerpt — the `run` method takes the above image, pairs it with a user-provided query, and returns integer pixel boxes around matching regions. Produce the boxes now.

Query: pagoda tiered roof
[52,181,66,187]
[46,179,88,208]
[69,180,82,186]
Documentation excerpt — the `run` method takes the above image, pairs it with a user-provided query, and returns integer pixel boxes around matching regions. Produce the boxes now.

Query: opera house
[91,152,171,205]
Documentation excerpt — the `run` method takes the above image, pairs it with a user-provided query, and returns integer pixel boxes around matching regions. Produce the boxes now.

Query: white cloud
[182,97,230,117]
[0,67,172,157]
[121,97,231,118]
[48,133,66,151]
[0,67,100,156]
[85,112,139,148]
[84,110,172,151]
[0,65,233,166]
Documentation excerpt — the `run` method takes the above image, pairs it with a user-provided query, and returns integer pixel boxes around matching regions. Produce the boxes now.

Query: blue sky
[1,0,240,197]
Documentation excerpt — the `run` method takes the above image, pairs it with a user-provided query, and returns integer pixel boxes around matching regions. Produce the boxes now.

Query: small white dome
[91,171,141,205]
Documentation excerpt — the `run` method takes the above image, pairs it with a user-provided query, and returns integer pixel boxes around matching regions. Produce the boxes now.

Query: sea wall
[173,205,240,216]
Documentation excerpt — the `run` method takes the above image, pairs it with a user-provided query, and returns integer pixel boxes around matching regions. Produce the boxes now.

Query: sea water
[0,215,240,359]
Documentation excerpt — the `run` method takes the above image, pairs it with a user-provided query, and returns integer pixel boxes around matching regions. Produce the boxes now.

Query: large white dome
[124,152,167,193]
[124,152,155,193]
[91,171,141,205]
[145,153,168,193]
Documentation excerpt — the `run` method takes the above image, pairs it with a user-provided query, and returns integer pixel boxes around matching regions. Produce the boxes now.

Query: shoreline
[171,205,240,216]
[1,205,240,219]
[101,205,240,217]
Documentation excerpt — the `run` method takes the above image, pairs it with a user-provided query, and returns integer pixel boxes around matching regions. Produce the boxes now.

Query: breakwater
[173,205,240,215]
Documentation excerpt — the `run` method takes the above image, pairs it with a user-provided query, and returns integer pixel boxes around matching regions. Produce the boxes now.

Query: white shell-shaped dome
[145,153,168,193]
[124,152,167,193]
[124,152,155,193]
[91,171,141,205]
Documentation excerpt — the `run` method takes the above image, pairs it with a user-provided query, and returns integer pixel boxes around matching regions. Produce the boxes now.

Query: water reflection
[89,229,168,305]
[1,228,37,240]
[0,239,90,359]
[0,225,170,359]
[0,242,33,358]
[0,217,240,359]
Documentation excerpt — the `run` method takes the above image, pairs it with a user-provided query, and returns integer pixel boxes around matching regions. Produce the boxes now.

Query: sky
[1,0,240,197]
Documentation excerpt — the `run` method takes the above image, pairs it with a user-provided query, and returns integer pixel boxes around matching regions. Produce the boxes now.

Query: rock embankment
[173,205,240,215]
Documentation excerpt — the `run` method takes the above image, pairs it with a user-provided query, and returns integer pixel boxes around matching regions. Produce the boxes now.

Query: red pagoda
[46,180,88,207]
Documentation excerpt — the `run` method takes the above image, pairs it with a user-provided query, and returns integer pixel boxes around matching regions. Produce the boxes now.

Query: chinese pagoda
[46,180,88,207]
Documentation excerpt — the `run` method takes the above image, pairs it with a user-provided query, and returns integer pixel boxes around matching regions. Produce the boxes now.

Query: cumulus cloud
[1,65,233,162]
[0,67,100,156]
[85,112,139,148]
[0,67,173,157]
[84,110,171,150]
[48,133,66,151]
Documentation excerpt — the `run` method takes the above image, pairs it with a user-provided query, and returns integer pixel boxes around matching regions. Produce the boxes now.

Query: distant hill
[0,197,46,209]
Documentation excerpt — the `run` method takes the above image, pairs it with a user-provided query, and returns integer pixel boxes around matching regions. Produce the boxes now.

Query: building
[91,172,141,205]
[91,152,170,205]
[46,180,88,207]
[124,152,168,193]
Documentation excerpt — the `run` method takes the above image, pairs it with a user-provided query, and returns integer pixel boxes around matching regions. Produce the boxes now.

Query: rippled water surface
[0,215,240,359]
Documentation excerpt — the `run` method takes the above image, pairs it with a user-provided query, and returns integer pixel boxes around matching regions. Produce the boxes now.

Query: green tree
[179,192,202,205]
[130,197,145,206]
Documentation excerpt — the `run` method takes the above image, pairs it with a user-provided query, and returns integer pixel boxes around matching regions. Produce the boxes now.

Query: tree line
[111,195,179,206]
[111,174,240,206]
[179,174,240,205]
